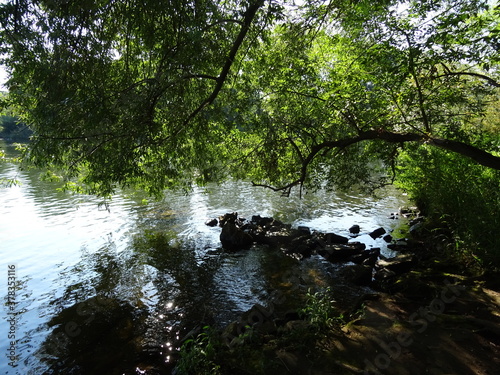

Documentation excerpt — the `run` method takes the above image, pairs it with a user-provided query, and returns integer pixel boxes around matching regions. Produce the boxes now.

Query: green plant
[176,326,223,375]
[396,145,500,266]
[300,288,344,330]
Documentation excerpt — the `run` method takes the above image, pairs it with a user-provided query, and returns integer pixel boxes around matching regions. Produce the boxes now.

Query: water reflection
[1,140,408,374]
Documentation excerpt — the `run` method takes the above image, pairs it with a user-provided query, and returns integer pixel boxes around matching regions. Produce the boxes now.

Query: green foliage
[0,0,497,196]
[1,1,500,262]
[396,144,500,265]
[300,288,344,330]
[176,287,347,374]
[177,326,223,375]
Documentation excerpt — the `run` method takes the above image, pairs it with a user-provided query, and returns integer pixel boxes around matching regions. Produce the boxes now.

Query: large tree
[0,0,499,196]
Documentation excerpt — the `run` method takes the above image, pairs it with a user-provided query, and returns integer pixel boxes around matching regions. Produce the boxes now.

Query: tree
[0,0,498,197]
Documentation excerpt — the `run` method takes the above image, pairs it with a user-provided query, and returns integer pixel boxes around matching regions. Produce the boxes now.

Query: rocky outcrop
[219,213,254,250]
[210,212,394,268]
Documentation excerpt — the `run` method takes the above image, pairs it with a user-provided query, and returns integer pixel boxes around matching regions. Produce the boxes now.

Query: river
[0,140,408,374]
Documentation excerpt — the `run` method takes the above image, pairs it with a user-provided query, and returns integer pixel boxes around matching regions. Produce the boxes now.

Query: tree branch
[257,129,500,194]
[178,0,265,130]
[436,71,500,87]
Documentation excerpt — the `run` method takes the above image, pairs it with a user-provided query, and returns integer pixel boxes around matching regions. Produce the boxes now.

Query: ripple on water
[1,147,410,374]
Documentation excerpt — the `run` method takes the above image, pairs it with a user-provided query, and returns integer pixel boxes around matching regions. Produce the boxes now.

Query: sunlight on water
[0,141,409,374]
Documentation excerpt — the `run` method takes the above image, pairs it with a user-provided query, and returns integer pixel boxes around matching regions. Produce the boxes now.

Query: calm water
[0,140,407,374]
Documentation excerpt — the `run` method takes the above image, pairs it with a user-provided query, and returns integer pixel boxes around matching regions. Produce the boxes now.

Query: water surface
[0,140,408,374]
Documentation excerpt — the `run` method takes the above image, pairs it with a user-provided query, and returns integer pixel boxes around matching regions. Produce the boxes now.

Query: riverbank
[175,215,500,374]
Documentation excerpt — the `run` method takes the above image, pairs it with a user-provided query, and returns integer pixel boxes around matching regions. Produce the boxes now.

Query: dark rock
[319,232,349,245]
[297,226,311,235]
[374,267,397,281]
[362,254,379,267]
[250,215,274,228]
[369,227,387,239]
[409,221,425,236]
[283,320,312,332]
[220,221,254,250]
[287,235,315,258]
[409,216,425,226]
[219,212,238,227]
[349,225,361,234]
[383,234,393,242]
[350,241,367,252]
[375,254,416,274]
[340,264,373,286]
[350,247,380,264]
[387,239,413,251]
[399,207,419,218]
[252,228,296,248]
[205,218,218,227]
[318,244,364,262]
[284,310,301,322]
[240,304,276,334]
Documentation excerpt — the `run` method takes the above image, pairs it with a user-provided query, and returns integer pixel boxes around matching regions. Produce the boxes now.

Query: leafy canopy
[0,0,499,197]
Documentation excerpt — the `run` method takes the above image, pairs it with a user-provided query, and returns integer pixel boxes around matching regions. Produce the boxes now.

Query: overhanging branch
[437,71,500,87]
[179,0,264,128]
[258,129,500,193]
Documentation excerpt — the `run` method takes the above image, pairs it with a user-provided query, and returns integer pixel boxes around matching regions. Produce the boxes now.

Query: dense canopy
[0,0,499,197]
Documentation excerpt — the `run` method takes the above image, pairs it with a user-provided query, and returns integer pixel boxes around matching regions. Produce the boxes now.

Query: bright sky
[0,67,7,90]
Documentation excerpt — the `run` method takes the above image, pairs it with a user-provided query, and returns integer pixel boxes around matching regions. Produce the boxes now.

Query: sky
[0,66,7,90]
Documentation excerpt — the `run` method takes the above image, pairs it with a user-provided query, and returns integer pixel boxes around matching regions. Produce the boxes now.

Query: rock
[362,254,379,267]
[388,212,399,219]
[383,234,393,242]
[286,235,315,258]
[374,267,397,281]
[220,221,254,250]
[252,228,295,248]
[240,304,276,334]
[318,244,364,262]
[340,264,373,286]
[205,218,218,227]
[297,226,311,235]
[318,232,349,245]
[283,310,301,322]
[250,215,274,228]
[387,239,414,252]
[399,207,419,218]
[409,221,425,236]
[409,216,425,226]
[349,225,361,234]
[375,254,416,274]
[283,320,312,332]
[219,212,238,227]
[349,241,367,252]
[369,227,387,239]
[350,248,380,264]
